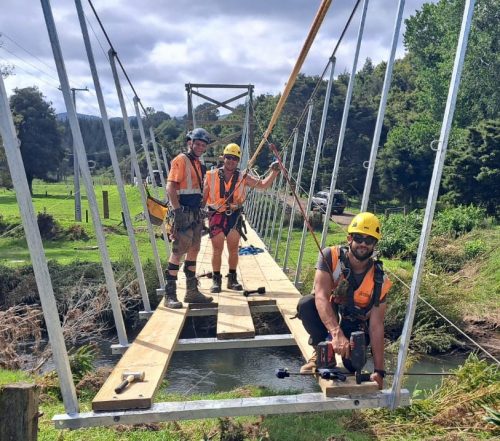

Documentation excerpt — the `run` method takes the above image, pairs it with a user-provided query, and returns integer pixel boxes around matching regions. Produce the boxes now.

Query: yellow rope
[247,0,333,167]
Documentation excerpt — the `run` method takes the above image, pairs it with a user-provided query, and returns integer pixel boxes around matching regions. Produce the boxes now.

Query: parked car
[311,189,347,215]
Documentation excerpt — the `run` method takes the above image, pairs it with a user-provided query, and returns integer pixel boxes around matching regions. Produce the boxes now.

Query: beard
[350,244,373,261]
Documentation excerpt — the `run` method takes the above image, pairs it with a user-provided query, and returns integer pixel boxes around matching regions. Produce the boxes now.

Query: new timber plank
[92,305,188,411]
[216,291,255,339]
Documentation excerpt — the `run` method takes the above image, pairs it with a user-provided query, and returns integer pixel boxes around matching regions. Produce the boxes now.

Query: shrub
[64,224,89,241]
[433,205,487,238]
[378,212,423,259]
[464,239,486,259]
[37,211,59,239]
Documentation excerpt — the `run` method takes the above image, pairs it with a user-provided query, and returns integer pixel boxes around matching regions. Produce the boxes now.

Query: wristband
[373,369,386,378]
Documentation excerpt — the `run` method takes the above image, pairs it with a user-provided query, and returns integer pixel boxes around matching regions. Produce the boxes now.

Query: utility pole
[71,87,89,221]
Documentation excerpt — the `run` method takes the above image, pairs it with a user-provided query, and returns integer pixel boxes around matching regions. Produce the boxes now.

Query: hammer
[114,371,145,394]
[197,271,213,279]
[243,287,266,297]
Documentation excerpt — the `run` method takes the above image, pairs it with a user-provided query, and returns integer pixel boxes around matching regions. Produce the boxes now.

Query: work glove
[270,161,280,172]
[173,207,190,231]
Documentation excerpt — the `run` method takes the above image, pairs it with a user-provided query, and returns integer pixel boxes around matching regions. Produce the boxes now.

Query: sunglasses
[351,233,377,246]
[224,155,239,161]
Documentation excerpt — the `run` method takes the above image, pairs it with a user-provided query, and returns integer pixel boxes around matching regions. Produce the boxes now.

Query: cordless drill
[317,330,370,384]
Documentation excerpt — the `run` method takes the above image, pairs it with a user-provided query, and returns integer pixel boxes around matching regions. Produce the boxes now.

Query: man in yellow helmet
[203,143,280,292]
[296,212,391,389]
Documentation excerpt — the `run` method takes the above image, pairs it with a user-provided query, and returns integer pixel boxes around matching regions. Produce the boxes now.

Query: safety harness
[218,167,240,214]
[333,246,385,322]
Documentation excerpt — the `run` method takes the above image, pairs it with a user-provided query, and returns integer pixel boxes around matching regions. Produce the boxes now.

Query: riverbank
[1,355,498,440]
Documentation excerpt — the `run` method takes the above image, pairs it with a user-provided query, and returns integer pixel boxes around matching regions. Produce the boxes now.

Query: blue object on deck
[239,245,264,255]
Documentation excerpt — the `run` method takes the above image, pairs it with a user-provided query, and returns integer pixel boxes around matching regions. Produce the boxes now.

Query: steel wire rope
[86,0,149,118]
[0,56,61,91]
[207,0,362,234]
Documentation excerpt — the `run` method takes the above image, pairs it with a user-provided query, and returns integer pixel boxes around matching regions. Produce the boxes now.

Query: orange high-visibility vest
[330,246,391,309]
[167,153,203,208]
[205,168,247,213]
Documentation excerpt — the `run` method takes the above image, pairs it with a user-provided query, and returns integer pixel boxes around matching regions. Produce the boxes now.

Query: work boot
[227,272,243,291]
[184,277,213,304]
[300,347,336,373]
[164,279,182,309]
[210,273,222,293]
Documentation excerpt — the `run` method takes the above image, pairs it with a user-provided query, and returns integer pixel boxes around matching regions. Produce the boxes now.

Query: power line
[0,31,58,75]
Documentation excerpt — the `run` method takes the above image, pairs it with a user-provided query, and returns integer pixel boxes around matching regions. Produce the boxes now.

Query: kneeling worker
[296,212,391,389]
[203,143,280,292]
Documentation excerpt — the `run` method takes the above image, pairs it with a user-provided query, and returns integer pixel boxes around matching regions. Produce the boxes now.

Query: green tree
[443,119,500,216]
[377,118,441,206]
[404,0,500,127]
[10,86,64,194]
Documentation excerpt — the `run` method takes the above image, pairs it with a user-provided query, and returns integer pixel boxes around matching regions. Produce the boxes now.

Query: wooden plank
[92,305,188,411]
[319,377,380,397]
[217,291,255,339]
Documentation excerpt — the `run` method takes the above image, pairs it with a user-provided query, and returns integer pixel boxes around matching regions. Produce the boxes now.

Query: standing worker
[164,128,214,309]
[203,143,280,293]
[295,212,391,389]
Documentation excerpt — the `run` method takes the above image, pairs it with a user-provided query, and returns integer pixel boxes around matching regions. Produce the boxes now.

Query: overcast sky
[1,0,434,119]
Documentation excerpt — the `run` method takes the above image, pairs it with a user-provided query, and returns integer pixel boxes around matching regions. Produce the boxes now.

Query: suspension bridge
[0,0,492,432]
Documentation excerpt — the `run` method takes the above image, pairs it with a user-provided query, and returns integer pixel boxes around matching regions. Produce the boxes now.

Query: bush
[433,205,487,238]
[64,225,89,241]
[378,212,423,259]
[37,211,59,239]
[464,239,485,259]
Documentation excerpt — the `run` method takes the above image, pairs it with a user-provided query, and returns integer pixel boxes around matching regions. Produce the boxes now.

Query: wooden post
[0,383,39,441]
[102,190,109,219]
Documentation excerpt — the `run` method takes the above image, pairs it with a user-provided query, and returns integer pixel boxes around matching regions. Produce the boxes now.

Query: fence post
[0,383,39,441]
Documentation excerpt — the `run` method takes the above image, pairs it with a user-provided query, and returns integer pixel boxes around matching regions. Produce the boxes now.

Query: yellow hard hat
[348,212,381,240]
[223,143,241,159]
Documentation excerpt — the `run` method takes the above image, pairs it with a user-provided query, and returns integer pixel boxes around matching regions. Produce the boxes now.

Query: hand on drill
[329,326,350,359]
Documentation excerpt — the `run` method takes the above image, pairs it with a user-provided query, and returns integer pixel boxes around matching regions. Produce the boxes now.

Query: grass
[3,357,498,441]
[0,181,169,265]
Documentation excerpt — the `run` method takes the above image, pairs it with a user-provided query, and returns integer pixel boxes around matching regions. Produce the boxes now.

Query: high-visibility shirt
[167,153,203,208]
[329,246,391,309]
[205,168,247,213]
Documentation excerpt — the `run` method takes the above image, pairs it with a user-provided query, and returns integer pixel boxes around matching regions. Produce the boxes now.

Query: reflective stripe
[177,155,201,195]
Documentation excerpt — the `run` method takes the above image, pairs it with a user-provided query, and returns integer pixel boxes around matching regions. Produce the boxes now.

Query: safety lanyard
[183,153,204,191]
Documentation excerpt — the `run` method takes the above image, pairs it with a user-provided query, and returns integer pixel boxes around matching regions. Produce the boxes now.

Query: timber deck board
[92,305,188,411]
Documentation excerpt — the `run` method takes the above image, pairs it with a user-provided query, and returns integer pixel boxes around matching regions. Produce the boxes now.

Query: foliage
[68,344,97,383]
[443,119,500,217]
[36,211,60,239]
[378,212,423,259]
[9,86,64,194]
[367,355,500,439]
[433,205,487,237]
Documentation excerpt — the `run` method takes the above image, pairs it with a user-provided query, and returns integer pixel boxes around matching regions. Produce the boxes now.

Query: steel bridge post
[295,58,336,285]
[390,0,476,409]
[41,0,129,349]
[266,148,288,250]
[75,0,151,314]
[0,58,79,416]
[283,103,313,273]
[360,0,406,212]
[109,50,165,288]
[275,129,299,261]
[320,0,369,248]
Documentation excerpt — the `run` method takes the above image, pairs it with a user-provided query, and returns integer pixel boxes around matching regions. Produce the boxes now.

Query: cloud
[1,0,435,118]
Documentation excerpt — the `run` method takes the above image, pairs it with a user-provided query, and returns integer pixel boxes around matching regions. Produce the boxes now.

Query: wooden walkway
[92,225,378,412]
